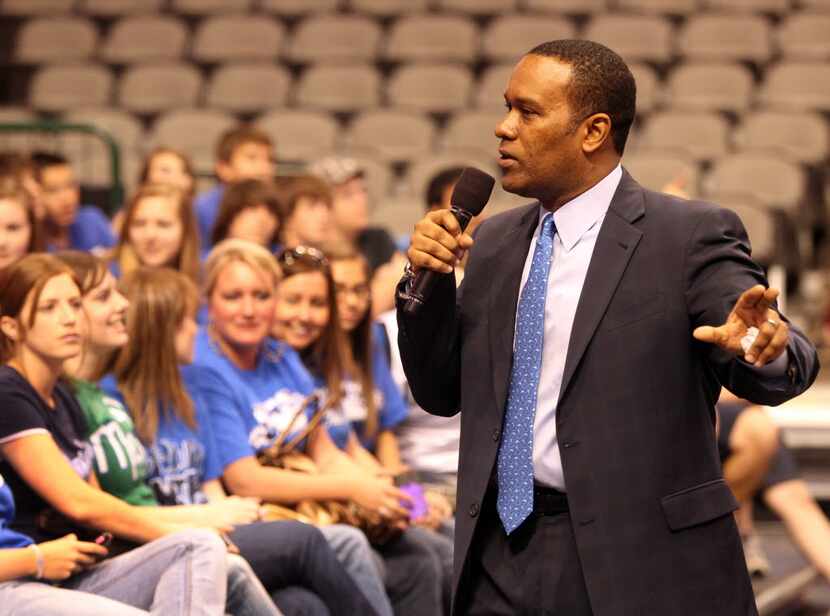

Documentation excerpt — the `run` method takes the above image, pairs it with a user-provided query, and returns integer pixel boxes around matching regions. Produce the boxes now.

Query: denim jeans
[226,553,284,616]
[0,529,228,616]
[319,524,393,616]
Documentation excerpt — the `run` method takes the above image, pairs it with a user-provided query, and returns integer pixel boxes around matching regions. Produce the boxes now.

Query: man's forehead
[505,54,573,101]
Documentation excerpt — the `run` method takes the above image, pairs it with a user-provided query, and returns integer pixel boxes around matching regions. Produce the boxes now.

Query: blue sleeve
[197,367,256,470]
[80,207,115,249]
[373,338,408,431]
[192,389,222,483]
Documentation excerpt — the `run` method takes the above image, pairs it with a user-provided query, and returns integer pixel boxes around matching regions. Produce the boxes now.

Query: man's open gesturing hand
[693,285,789,367]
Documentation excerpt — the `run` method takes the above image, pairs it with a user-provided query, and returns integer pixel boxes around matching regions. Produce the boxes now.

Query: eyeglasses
[277,245,329,268]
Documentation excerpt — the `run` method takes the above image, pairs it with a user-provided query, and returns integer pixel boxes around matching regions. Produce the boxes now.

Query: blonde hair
[113,184,201,283]
[113,267,199,444]
[203,238,281,300]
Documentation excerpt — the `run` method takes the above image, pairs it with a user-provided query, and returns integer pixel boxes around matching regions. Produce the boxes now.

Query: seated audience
[309,157,397,274]
[110,183,200,282]
[195,126,275,244]
[278,175,333,250]
[0,180,43,269]
[193,239,443,616]
[719,390,830,581]
[30,152,114,253]
[0,253,230,615]
[211,179,283,251]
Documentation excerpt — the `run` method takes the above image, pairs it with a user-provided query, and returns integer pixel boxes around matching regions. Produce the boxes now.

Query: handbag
[256,393,401,545]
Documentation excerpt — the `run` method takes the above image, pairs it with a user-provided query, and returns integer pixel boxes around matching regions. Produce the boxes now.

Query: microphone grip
[403,207,472,316]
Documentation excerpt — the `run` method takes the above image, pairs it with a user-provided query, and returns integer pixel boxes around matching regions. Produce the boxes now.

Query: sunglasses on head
[277,245,329,268]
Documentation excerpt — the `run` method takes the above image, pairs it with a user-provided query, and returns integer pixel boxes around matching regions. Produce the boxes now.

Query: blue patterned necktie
[497,212,556,534]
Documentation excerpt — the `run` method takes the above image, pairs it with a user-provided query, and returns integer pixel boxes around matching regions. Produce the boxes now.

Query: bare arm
[2,435,173,543]
[374,430,407,475]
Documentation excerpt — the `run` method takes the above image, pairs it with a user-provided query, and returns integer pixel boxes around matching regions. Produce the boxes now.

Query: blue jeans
[319,524,393,616]
[226,553,284,616]
[0,529,228,616]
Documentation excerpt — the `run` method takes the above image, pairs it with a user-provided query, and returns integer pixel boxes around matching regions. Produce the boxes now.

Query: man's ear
[0,316,20,342]
[582,113,613,154]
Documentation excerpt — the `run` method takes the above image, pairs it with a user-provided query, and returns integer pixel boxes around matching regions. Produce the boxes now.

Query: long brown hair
[112,183,201,283]
[113,267,199,444]
[324,243,378,439]
[0,253,77,363]
[276,246,367,431]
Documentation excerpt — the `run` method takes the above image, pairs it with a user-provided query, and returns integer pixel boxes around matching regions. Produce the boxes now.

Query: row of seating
[4,0,830,17]
[13,13,830,66]
[24,59,830,116]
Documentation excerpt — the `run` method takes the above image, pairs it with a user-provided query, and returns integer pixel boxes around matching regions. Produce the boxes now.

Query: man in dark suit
[396,40,819,616]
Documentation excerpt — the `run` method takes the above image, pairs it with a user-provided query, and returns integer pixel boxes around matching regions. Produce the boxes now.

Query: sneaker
[743,532,771,577]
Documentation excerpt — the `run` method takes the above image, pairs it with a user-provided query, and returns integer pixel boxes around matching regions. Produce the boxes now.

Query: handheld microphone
[403,167,495,315]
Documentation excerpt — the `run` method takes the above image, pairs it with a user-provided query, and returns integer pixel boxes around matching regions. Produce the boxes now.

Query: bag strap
[268,392,333,457]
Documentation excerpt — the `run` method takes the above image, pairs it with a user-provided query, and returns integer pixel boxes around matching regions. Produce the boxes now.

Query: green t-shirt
[73,379,158,507]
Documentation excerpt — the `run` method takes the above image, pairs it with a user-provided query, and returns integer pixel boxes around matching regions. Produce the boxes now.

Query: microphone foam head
[450,167,495,216]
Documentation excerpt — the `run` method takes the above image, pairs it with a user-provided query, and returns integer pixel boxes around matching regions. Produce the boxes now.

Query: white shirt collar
[537,164,623,252]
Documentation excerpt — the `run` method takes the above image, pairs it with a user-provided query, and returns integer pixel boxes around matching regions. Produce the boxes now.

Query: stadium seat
[101,16,188,64]
[384,15,479,63]
[678,14,771,63]
[192,15,283,62]
[706,154,806,211]
[370,199,423,238]
[475,63,514,110]
[442,111,503,153]
[616,0,699,14]
[118,63,202,114]
[759,62,830,111]
[722,198,777,263]
[407,149,499,207]
[80,0,163,15]
[482,16,574,63]
[15,17,97,64]
[584,14,674,63]
[436,0,518,15]
[704,0,789,12]
[520,0,608,13]
[206,63,290,113]
[387,64,473,113]
[665,62,754,113]
[347,110,435,163]
[295,64,380,112]
[800,0,830,9]
[30,64,113,112]
[286,15,382,64]
[150,109,237,172]
[1,0,74,14]
[171,0,250,14]
[736,111,829,164]
[350,0,427,15]
[0,107,40,151]
[256,110,339,162]
[62,108,144,189]
[629,63,661,113]
[637,111,729,160]
[259,0,341,15]
[777,13,830,60]
[621,152,701,197]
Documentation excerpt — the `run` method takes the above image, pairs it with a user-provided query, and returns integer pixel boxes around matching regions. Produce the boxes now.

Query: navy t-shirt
[0,366,94,542]
[99,366,223,506]
[192,328,317,469]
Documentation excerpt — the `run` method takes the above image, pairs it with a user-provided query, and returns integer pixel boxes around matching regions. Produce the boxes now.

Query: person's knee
[732,407,780,459]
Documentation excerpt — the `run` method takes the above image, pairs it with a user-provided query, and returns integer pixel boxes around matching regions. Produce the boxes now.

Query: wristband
[28,544,44,579]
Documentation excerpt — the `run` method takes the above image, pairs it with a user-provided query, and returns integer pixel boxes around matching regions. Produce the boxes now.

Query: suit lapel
[489,203,539,415]
[558,172,645,406]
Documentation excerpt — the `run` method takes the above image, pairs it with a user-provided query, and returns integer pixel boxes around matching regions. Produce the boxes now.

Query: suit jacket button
[469,502,480,517]
[491,428,500,442]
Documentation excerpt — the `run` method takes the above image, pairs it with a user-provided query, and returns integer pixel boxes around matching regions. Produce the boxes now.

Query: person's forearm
[225,461,357,504]
[0,547,37,582]
[70,489,171,543]
[375,430,403,472]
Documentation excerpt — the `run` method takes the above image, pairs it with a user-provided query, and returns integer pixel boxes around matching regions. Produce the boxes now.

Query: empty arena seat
[520,0,608,13]
[80,0,163,15]
[482,16,574,63]
[736,111,829,164]
[118,63,202,114]
[2,0,74,15]
[637,111,730,160]
[442,111,503,153]
[777,13,830,60]
[206,63,291,112]
[256,110,340,162]
[150,109,236,172]
[347,110,435,163]
[475,63,514,110]
[287,15,382,64]
[759,62,830,111]
[295,64,381,112]
[616,0,699,14]
[436,0,518,14]
[384,15,479,63]
[171,0,250,14]
[30,64,113,112]
[15,17,97,64]
[622,152,701,197]
[679,14,772,63]
[584,14,674,63]
[665,62,754,113]
[706,154,806,212]
[101,16,188,63]
[387,63,473,113]
[192,15,284,62]
[259,0,341,15]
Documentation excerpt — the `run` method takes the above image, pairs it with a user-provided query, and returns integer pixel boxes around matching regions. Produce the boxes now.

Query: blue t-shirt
[192,328,317,469]
[195,184,225,246]
[315,324,408,450]
[0,473,32,549]
[46,205,115,253]
[99,366,222,506]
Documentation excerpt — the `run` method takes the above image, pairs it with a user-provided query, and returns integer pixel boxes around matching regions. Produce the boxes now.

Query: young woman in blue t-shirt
[0,253,229,615]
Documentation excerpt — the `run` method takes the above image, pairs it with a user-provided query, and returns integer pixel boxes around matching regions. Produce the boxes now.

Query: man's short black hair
[425,166,465,211]
[30,151,70,182]
[527,39,636,155]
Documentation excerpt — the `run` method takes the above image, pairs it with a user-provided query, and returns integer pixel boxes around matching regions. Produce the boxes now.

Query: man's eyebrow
[504,95,544,110]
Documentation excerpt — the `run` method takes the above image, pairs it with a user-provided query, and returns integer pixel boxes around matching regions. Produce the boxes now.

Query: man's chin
[499,174,533,198]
